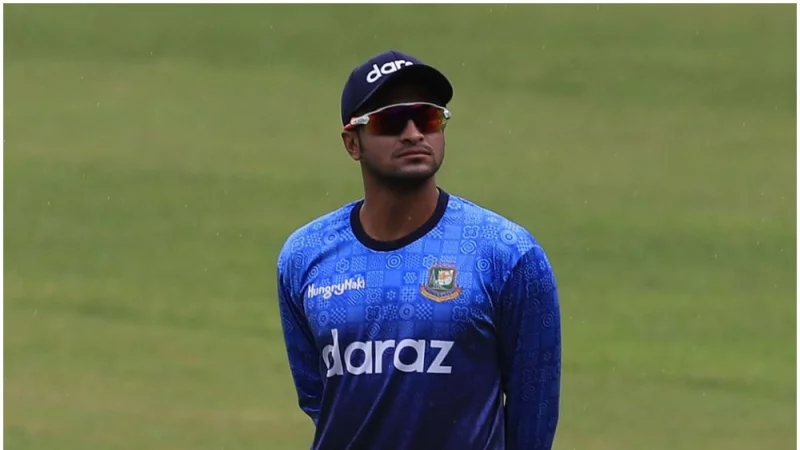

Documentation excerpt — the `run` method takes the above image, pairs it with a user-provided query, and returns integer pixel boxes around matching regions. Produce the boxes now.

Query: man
[276,50,561,450]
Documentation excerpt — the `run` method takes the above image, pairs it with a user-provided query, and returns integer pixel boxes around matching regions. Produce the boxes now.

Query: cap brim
[349,64,453,119]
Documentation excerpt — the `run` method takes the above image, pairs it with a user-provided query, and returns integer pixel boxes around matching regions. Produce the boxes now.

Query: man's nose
[399,120,424,143]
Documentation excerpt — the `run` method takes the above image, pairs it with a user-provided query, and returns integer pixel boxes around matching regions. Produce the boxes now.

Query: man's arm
[276,265,324,425]
[497,244,562,450]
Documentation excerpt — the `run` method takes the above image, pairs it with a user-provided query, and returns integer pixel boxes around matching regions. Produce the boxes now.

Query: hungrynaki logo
[366,60,414,84]
[321,328,454,377]
[306,277,365,300]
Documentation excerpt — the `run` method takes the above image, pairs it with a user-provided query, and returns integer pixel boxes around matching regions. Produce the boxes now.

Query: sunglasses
[344,102,452,136]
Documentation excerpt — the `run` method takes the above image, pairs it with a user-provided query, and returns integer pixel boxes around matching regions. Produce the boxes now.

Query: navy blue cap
[340,50,454,126]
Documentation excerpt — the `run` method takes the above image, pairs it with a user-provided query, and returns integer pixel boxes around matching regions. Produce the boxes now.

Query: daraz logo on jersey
[322,329,454,377]
[306,277,365,300]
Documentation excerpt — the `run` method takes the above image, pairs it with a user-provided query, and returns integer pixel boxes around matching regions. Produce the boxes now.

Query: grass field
[3,4,797,449]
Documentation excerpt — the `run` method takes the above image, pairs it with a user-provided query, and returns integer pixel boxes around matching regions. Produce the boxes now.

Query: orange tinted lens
[366,105,446,135]
[418,106,447,133]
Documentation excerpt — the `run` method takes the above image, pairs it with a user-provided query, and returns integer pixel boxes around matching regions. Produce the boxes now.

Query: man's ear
[341,130,361,161]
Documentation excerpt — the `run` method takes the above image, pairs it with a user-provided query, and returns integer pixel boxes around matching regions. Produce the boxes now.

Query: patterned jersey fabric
[277,189,561,450]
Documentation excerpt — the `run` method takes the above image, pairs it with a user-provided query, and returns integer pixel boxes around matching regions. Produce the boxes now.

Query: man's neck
[359,179,441,243]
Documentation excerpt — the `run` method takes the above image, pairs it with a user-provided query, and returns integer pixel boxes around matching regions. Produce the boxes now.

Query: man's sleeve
[497,244,562,450]
[277,262,324,425]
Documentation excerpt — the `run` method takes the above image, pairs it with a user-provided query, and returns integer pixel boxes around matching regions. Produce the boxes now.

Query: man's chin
[378,171,437,191]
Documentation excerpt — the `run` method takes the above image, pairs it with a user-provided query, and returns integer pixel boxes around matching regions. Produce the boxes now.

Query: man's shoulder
[445,193,554,285]
[276,200,358,267]
[447,193,540,253]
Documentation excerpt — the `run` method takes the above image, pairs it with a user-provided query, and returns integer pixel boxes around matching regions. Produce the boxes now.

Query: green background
[4,4,796,449]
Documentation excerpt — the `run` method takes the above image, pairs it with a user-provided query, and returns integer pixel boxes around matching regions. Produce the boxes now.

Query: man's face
[342,79,448,189]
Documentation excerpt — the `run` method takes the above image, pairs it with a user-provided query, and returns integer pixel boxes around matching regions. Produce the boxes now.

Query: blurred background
[4,4,796,449]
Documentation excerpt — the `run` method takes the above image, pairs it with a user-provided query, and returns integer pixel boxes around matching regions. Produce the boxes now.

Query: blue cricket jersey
[276,189,561,450]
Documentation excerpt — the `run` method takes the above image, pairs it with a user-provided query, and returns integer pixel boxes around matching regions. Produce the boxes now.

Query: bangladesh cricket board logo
[420,264,462,302]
